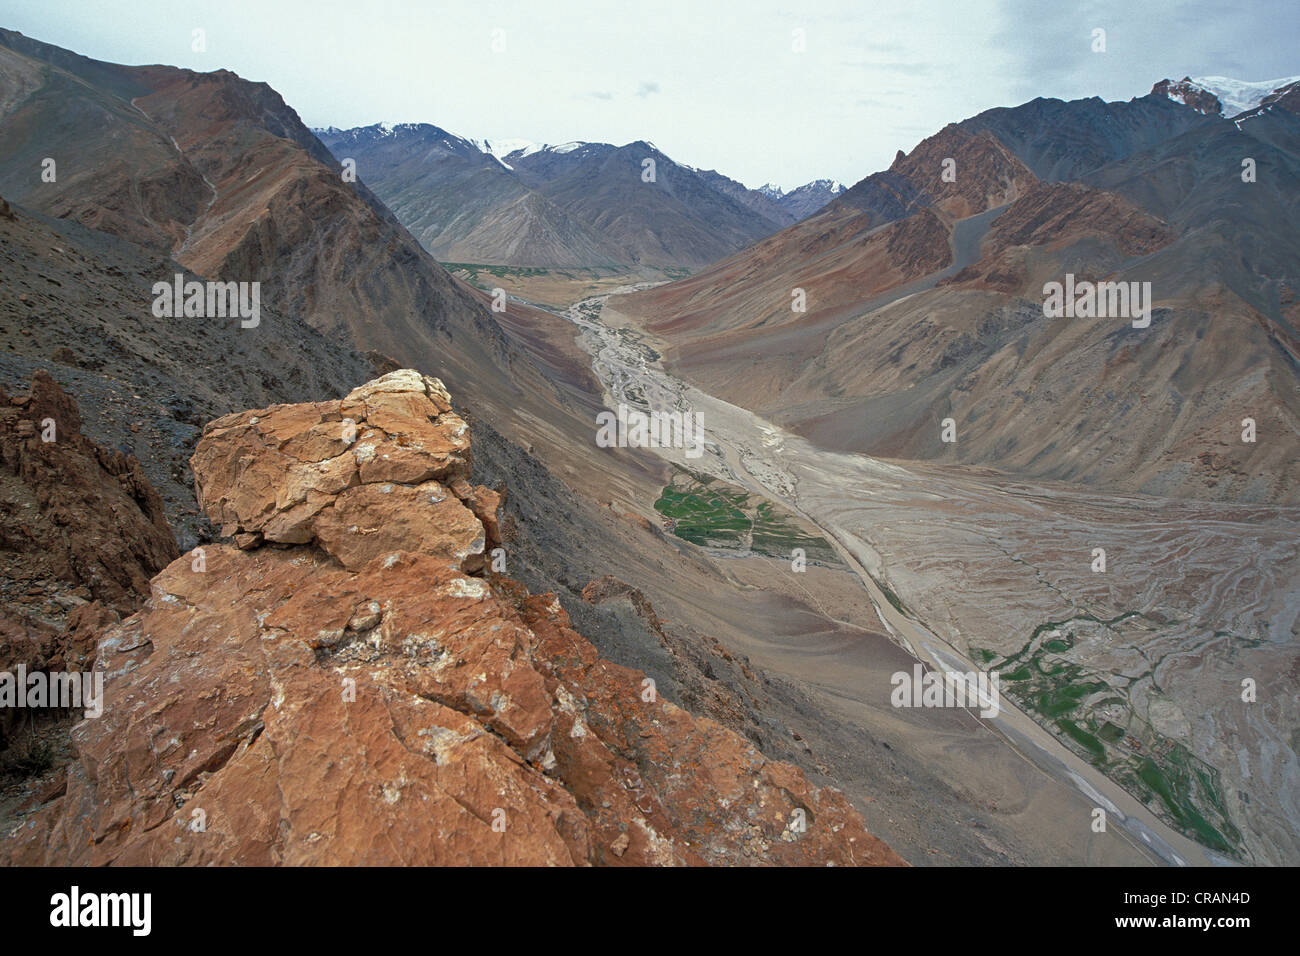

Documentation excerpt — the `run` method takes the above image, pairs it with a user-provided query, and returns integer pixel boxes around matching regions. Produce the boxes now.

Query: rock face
[938,180,1175,291]
[0,370,178,614]
[191,370,491,571]
[0,602,118,753]
[3,372,902,866]
[1151,77,1224,116]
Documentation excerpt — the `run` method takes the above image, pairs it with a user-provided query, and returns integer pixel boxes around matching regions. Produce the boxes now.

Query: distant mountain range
[759,179,847,220]
[315,124,843,269]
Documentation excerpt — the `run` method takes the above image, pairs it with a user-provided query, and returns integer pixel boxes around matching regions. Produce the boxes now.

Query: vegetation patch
[971,613,1242,857]
[653,468,841,565]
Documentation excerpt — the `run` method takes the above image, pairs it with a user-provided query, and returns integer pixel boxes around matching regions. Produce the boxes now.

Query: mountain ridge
[315,122,845,268]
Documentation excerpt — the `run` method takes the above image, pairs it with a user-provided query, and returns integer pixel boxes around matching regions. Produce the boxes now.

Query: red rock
[4,372,903,867]
[0,371,177,614]
[192,370,484,570]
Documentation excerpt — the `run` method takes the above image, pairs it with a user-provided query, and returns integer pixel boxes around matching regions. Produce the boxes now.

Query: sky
[1,0,1295,190]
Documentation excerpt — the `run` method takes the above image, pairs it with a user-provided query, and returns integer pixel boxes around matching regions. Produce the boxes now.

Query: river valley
[549,286,1300,866]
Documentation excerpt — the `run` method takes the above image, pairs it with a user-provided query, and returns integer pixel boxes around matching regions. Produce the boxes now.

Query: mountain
[684,173,844,224]
[956,92,1215,181]
[0,29,509,371]
[0,26,568,539]
[0,26,641,486]
[613,87,1300,504]
[692,167,796,227]
[773,178,847,219]
[503,139,786,267]
[317,125,843,269]
[314,124,619,267]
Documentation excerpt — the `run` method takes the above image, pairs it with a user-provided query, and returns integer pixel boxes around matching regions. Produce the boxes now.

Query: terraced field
[975,617,1243,855]
[654,469,841,565]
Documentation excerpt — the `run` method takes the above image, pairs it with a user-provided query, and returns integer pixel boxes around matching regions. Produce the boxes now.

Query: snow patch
[1186,75,1300,117]
[479,137,541,159]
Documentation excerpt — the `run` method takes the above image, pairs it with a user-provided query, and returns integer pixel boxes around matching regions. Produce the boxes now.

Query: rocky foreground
[2,370,901,866]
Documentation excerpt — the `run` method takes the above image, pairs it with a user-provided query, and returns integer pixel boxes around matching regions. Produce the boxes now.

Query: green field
[653,469,841,565]
[973,615,1242,856]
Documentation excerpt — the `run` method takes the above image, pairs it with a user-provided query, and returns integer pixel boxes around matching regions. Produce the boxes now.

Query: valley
[554,284,1299,866]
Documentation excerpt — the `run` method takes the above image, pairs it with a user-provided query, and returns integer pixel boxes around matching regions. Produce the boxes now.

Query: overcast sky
[2,0,1295,189]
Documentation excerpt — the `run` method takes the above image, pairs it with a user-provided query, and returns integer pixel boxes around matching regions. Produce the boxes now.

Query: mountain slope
[693,167,796,227]
[0,194,378,550]
[613,88,1300,503]
[0,28,590,454]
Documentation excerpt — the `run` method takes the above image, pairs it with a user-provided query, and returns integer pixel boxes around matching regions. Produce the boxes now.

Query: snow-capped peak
[758,183,785,198]
[466,138,597,164]
[804,178,844,193]
[475,137,541,160]
[1191,75,1300,116]
[782,179,846,196]
[1158,75,1300,117]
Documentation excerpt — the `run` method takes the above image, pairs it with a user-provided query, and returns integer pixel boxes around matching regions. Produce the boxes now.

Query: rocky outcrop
[3,372,902,866]
[889,127,1035,220]
[0,371,159,760]
[1152,77,1224,116]
[0,371,178,615]
[190,370,493,571]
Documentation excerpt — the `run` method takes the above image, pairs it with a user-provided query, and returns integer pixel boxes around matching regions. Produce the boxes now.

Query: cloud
[635,80,660,98]
[580,91,614,100]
